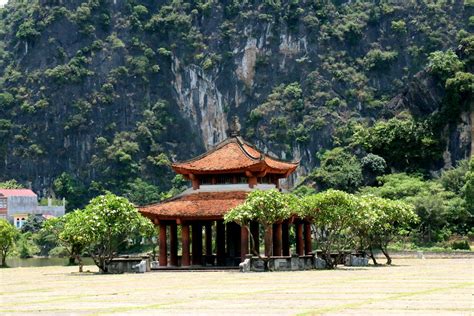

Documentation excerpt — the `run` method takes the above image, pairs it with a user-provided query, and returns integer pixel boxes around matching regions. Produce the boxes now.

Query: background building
[0,189,65,228]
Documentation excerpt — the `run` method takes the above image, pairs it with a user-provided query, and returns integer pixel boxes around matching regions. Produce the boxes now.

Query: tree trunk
[76,255,83,272]
[69,256,75,265]
[264,226,273,258]
[1,253,6,267]
[369,247,378,265]
[381,247,392,265]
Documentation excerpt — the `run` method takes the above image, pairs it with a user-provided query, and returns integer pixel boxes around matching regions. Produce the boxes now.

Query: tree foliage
[300,189,361,268]
[353,117,442,171]
[0,219,18,267]
[77,193,154,273]
[311,147,363,193]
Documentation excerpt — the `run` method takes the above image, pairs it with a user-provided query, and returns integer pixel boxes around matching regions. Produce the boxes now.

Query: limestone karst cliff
[0,0,472,204]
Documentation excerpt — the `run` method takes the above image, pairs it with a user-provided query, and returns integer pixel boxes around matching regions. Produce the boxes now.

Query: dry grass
[0,258,473,315]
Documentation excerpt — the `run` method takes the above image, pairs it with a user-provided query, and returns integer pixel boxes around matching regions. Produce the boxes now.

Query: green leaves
[0,219,18,266]
[428,49,464,81]
[225,189,297,227]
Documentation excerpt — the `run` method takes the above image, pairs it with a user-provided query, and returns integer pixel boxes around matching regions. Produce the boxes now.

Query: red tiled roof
[0,189,37,197]
[139,191,249,220]
[172,137,298,175]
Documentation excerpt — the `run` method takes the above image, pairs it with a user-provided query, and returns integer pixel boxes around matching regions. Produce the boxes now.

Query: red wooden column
[181,223,190,266]
[304,222,312,255]
[295,221,304,256]
[169,222,178,266]
[205,222,213,265]
[273,223,282,256]
[250,221,260,255]
[240,226,249,262]
[216,220,226,266]
[282,222,290,256]
[159,222,167,267]
[192,223,203,265]
[264,225,273,257]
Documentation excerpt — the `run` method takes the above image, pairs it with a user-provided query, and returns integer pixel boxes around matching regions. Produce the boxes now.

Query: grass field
[0,258,472,315]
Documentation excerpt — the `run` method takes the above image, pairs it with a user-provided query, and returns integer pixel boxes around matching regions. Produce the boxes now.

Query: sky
[0,0,7,6]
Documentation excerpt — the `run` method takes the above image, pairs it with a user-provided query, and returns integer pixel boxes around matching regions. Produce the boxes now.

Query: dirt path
[0,258,472,315]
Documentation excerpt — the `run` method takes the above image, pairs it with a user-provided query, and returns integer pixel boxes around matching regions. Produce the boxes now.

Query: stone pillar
[159,222,167,267]
[205,222,213,265]
[216,220,226,266]
[181,223,190,266]
[282,222,290,256]
[273,223,282,256]
[169,222,178,266]
[295,221,304,256]
[240,226,249,262]
[250,221,260,255]
[264,225,273,257]
[192,223,203,265]
[304,222,312,255]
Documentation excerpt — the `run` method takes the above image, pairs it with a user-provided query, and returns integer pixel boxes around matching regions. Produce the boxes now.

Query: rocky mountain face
[0,0,472,200]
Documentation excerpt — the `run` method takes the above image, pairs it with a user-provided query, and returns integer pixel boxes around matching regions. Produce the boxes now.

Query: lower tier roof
[139,191,249,221]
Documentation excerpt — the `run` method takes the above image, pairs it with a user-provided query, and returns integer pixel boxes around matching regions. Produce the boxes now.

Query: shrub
[428,50,464,80]
[450,239,470,250]
[363,49,398,71]
[391,20,407,34]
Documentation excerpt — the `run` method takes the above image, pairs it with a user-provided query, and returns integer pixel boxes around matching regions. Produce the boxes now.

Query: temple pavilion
[140,121,313,268]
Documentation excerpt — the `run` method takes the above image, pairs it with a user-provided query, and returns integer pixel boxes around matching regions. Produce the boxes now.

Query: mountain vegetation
[0,1,472,247]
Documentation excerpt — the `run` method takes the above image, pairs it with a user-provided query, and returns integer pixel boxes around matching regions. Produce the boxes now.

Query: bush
[450,240,470,250]
[428,50,464,80]
[391,20,407,34]
[363,49,398,71]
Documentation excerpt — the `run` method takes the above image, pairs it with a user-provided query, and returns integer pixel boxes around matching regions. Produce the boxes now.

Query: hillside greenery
[0,1,472,247]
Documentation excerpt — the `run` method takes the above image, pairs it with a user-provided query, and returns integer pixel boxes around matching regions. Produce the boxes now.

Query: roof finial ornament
[229,115,241,137]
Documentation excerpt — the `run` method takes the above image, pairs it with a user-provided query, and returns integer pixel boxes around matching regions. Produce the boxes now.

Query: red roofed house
[139,118,306,268]
[0,189,65,228]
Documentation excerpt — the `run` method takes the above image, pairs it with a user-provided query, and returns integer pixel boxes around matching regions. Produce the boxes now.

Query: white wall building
[0,189,65,228]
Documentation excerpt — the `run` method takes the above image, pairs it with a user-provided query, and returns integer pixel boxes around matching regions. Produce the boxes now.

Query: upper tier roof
[172,137,299,176]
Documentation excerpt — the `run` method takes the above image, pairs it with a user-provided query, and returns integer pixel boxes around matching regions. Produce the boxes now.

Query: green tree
[225,190,295,261]
[79,193,153,273]
[311,147,363,192]
[21,214,44,233]
[124,178,162,206]
[43,213,89,272]
[357,195,417,265]
[0,219,18,267]
[463,158,474,214]
[428,49,464,80]
[53,172,86,211]
[353,117,442,171]
[300,190,361,268]
[0,180,24,189]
